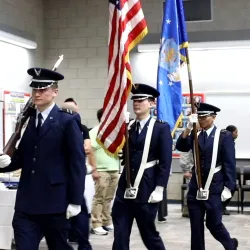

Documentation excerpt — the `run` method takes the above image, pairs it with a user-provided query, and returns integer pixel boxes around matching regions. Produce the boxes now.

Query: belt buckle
[124,187,138,199]
[196,188,209,200]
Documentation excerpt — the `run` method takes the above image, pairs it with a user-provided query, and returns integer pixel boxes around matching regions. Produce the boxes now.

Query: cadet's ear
[52,88,58,98]
[148,98,155,107]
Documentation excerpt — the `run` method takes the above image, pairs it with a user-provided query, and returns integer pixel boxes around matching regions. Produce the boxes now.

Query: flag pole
[185,48,202,189]
[124,122,131,188]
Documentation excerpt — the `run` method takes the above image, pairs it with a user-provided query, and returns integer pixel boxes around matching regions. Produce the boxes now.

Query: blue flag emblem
[157,0,188,135]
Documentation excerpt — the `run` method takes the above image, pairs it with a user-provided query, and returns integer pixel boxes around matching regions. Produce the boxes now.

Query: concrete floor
[16,204,250,250]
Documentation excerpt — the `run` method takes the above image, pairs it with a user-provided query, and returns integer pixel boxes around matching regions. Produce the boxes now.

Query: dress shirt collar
[136,115,151,131]
[203,125,215,137]
[36,102,55,121]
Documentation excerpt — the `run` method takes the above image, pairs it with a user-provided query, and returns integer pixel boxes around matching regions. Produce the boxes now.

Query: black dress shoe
[223,208,230,215]
[232,238,238,249]
[157,218,167,223]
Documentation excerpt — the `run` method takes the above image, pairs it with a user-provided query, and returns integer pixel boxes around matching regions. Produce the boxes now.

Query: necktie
[36,113,43,133]
[136,122,140,137]
[203,130,207,144]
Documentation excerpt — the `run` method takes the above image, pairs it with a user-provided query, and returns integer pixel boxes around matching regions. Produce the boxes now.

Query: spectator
[222,125,238,215]
[90,108,120,235]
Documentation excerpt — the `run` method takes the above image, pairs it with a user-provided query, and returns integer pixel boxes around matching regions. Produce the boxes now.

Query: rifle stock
[3,133,21,157]
[3,98,35,157]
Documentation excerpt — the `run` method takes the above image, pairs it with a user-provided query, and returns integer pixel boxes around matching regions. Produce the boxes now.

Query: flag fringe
[171,112,183,138]
[127,27,148,56]
[96,135,125,158]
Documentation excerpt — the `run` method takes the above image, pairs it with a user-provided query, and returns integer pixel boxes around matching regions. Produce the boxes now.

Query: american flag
[97,0,148,156]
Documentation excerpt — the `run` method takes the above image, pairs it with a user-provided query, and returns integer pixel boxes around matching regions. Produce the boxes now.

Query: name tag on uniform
[196,189,209,200]
[124,187,138,199]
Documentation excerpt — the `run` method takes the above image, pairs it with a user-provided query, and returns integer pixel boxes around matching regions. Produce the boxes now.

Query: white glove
[0,153,11,168]
[221,187,232,202]
[0,182,7,190]
[86,164,93,174]
[117,150,123,159]
[148,186,164,203]
[187,114,198,130]
[66,204,81,219]
[125,112,130,123]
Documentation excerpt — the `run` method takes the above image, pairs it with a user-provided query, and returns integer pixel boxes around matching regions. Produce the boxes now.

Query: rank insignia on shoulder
[156,119,165,123]
[220,129,227,133]
[60,108,75,114]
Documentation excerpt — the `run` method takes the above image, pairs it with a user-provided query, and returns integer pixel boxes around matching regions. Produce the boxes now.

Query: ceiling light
[0,30,37,49]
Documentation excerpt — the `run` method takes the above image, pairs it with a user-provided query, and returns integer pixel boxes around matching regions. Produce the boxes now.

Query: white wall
[44,0,109,127]
[130,45,250,93]
[0,41,35,94]
[0,0,44,66]
[0,0,44,96]
[130,44,250,158]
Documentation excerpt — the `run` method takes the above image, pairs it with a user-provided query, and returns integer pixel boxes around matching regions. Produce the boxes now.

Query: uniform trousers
[112,199,166,250]
[187,191,236,250]
[157,187,168,220]
[12,211,73,250]
[69,201,92,250]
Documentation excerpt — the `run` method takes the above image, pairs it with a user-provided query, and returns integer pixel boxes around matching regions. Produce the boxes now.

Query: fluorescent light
[137,44,160,52]
[137,40,250,53]
[0,30,37,49]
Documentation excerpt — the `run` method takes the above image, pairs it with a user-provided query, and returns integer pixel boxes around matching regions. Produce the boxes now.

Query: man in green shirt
[89,108,120,235]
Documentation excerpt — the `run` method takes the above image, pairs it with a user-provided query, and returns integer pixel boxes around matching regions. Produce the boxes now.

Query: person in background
[62,98,98,250]
[62,98,98,179]
[89,108,120,235]
[180,123,200,218]
[180,150,193,218]
[226,125,238,141]
[222,125,238,216]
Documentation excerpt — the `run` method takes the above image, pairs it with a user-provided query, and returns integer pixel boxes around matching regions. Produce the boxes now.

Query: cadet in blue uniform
[175,103,238,250]
[0,68,86,250]
[112,84,172,250]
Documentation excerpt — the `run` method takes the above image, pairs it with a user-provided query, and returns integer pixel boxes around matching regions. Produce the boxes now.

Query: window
[164,0,212,22]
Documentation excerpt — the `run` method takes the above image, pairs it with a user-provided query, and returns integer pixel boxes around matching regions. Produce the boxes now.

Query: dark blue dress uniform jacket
[175,127,236,193]
[0,104,86,214]
[116,118,173,203]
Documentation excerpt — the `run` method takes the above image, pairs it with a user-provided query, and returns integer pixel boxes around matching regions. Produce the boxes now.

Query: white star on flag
[159,80,163,85]
[166,19,171,24]
[168,82,173,86]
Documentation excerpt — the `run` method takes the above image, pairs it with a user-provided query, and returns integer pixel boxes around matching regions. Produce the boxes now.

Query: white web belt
[193,128,221,200]
[124,118,157,199]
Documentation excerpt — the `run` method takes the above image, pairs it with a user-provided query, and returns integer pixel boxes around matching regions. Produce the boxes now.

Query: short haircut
[226,125,237,133]
[148,97,155,102]
[52,82,58,89]
[97,108,103,122]
[61,102,78,112]
[64,97,77,105]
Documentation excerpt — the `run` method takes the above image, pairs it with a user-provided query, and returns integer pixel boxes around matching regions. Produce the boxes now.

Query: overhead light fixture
[137,40,250,53]
[0,30,37,49]
[137,44,160,53]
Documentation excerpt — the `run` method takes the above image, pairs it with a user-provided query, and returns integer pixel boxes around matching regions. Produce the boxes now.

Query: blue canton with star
[109,0,120,9]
